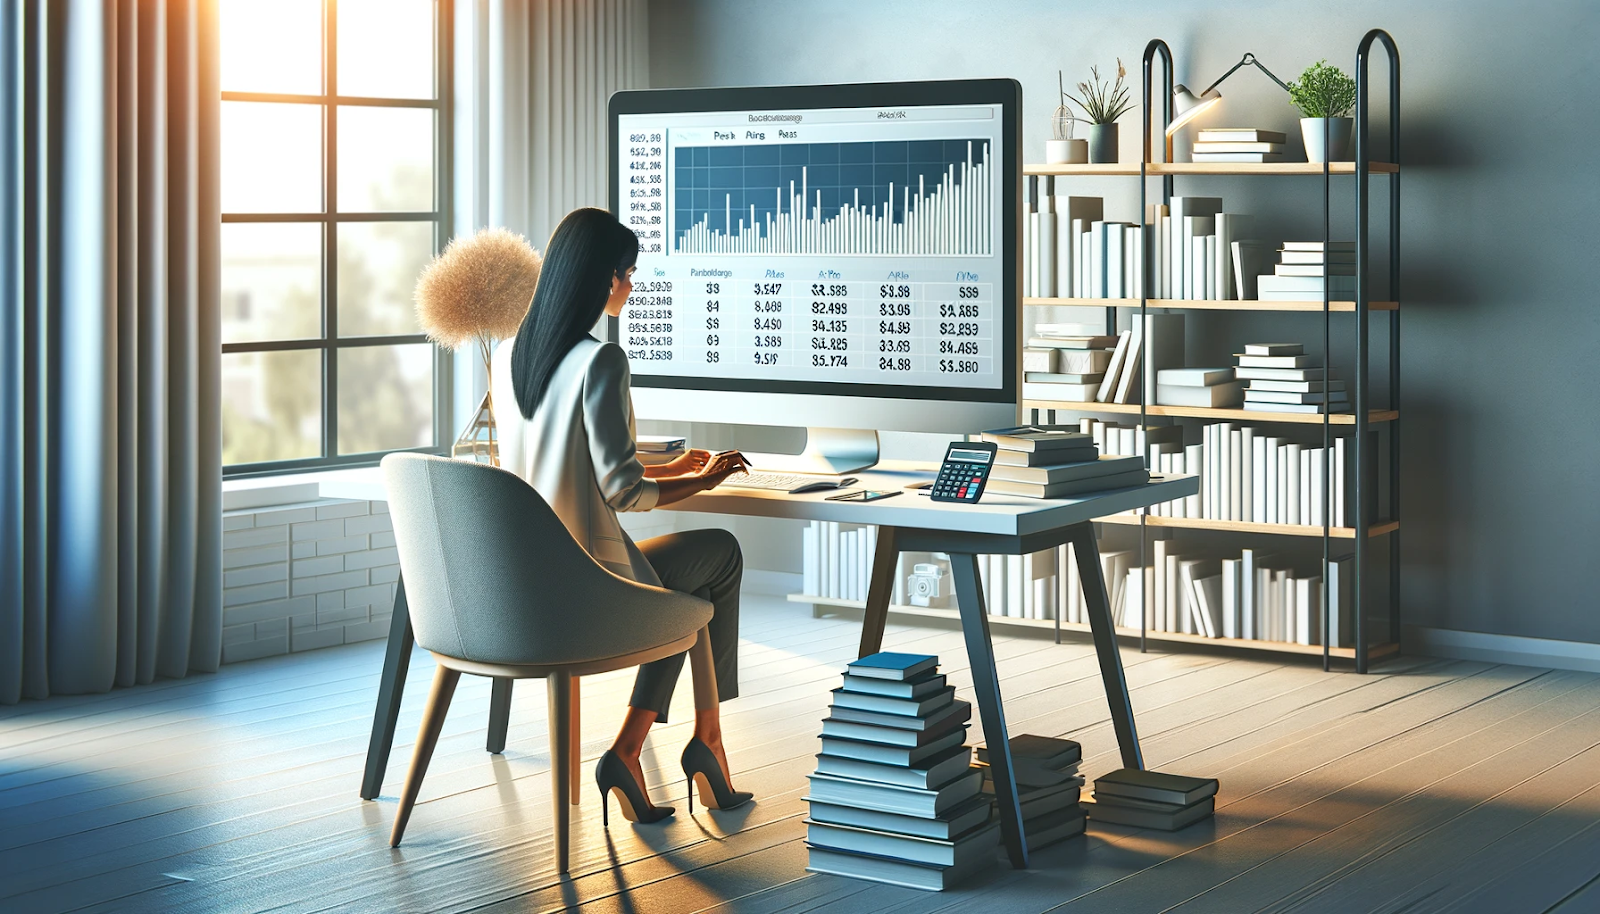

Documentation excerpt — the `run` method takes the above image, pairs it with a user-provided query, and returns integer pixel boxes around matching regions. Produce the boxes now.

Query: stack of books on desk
[1083,768,1219,830]
[1235,344,1348,414]
[635,434,686,466]
[1257,242,1356,301]
[805,652,997,891]
[980,426,1148,499]
[974,735,1087,851]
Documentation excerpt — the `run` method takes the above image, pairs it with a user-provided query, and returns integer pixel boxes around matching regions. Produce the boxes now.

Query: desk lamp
[1166,52,1290,136]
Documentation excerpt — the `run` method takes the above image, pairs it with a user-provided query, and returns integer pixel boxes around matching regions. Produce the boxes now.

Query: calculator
[930,441,998,503]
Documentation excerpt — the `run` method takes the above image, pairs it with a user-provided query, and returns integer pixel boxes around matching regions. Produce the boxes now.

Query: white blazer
[492,337,662,586]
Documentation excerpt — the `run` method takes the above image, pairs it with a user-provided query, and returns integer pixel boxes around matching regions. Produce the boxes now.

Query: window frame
[221,0,454,478]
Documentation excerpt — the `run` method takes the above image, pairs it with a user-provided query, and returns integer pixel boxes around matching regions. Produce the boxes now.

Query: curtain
[458,0,649,248]
[449,0,649,424]
[0,0,221,704]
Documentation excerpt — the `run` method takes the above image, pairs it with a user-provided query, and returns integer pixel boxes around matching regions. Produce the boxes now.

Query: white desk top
[314,462,1197,537]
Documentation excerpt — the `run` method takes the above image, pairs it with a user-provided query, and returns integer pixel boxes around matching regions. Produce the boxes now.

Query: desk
[320,464,1196,869]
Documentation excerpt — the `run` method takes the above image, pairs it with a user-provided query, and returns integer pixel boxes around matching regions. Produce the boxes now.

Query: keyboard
[722,471,856,494]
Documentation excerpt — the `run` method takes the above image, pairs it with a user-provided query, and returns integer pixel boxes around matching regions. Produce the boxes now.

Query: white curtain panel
[0,0,223,703]
[449,0,649,424]
[457,0,649,245]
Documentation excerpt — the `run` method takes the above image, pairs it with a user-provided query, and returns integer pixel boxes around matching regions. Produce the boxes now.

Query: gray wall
[646,0,1600,645]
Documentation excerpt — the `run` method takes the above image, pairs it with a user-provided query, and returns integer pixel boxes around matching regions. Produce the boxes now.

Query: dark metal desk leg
[857,526,900,659]
[1070,524,1145,770]
[949,552,1029,869]
[360,575,415,799]
[486,678,513,753]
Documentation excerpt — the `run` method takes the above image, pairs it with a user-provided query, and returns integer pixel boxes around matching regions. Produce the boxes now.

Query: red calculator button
[958,487,968,498]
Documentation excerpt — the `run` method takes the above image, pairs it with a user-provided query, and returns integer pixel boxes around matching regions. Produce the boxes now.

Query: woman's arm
[642,449,712,478]
[583,344,661,511]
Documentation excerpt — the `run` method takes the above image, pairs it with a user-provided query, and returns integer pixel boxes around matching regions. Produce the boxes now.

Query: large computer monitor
[608,79,1020,472]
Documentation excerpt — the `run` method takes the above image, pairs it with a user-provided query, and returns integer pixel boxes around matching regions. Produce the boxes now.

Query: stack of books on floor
[974,736,1087,851]
[979,426,1147,499]
[1257,241,1356,301]
[1191,128,1286,163]
[1084,768,1219,830]
[635,434,686,465]
[805,652,998,891]
[1236,343,1348,414]
[1155,366,1242,408]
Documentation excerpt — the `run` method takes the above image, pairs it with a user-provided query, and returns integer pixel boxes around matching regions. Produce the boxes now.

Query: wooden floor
[4,595,1600,914]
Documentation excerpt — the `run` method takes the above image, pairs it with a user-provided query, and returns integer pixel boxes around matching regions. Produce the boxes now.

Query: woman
[492,207,752,823]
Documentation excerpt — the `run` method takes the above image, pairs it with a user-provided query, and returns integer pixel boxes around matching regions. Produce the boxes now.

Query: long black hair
[510,208,639,417]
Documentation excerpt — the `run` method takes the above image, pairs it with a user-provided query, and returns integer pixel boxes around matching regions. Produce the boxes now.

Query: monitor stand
[747,427,880,476]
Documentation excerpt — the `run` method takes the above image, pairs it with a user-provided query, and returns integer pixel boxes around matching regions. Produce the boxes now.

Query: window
[220,0,451,473]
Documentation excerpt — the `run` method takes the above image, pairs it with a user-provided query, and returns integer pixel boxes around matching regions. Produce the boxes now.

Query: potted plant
[1288,59,1357,163]
[413,227,542,465]
[1064,60,1135,164]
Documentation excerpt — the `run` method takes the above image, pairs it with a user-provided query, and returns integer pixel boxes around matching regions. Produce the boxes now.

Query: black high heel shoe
[681,737,753,813]
[595,750,674,826]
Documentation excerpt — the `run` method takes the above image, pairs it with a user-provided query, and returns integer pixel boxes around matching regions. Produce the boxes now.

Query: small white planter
[1301,117,1353,163]
[1045,138,1087,164]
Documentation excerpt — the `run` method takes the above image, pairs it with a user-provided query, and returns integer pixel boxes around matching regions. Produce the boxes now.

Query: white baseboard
[743,569,802,596]
[1403,625,1600,673]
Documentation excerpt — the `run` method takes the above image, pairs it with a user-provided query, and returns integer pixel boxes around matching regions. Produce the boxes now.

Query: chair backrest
[381,453,707,666]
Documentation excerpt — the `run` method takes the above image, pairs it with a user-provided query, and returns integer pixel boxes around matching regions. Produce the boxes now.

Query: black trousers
[630,528,742,723]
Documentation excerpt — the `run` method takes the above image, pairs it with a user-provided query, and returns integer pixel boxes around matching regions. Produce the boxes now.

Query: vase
[1085,123,1119,164]
[1045,138,1087,164]
[452,389,499,465]
[1300,117,1353,163]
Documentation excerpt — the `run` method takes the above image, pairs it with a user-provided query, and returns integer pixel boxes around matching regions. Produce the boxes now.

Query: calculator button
[958,487,967,498]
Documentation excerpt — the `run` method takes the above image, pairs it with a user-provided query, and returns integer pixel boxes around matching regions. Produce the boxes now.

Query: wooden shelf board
[1094,513,1400,539]
[1023,297,1398,313]
[1024,161,1399,176]
[789,594,1396,661]
[1022,400,1399,425]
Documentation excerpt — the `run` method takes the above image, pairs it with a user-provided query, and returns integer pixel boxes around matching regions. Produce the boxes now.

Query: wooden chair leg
[487,678,513,754]
[547,671,572,873]
[569,676,581,805]
[688,626,718,712]
[390,665,461,847]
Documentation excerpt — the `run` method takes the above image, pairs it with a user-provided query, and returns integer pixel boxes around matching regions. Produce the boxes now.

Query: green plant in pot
[1065,59,1135,164]
[1288,59,1357,162]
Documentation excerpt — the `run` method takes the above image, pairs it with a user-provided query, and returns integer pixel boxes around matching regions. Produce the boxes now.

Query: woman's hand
[660,448,713,476]
[649,450,751,506]
[695,450,750,491]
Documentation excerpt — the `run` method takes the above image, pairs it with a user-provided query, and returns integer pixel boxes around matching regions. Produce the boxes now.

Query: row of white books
[798,521,1354,647]
[801,521,1063,620]
[1021,195,1262,301]
[1078,417,1375,528]
[1090,544,1354,647]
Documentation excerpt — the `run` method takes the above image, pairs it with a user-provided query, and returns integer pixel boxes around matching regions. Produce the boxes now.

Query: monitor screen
[608,80,1017,405]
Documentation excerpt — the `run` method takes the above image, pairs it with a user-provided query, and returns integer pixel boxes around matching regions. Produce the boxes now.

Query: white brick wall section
[220,496,405,664]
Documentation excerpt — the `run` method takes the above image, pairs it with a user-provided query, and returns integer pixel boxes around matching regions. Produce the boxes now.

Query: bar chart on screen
[671,140,993,256]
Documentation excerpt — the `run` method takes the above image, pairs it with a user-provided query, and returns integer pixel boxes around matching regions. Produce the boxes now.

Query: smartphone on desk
[825,489,900,502]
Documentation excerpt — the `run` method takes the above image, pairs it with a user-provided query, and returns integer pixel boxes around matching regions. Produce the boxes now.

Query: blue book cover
[847,652,937,681]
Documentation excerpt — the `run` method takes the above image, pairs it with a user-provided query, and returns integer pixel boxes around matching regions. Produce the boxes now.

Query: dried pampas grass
[414,227,542,351]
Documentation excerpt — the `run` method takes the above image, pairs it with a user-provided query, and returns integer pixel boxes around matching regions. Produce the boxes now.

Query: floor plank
[2,594,1597,914]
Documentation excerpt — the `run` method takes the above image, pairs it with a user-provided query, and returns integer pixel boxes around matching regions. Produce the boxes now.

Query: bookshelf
[1022,33,1401,672]
[1023,161,1399,177]
[1024,297,1398,313]
[788,594,1403,662]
